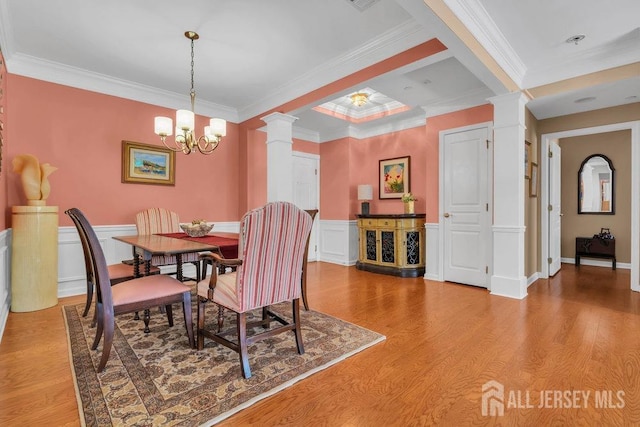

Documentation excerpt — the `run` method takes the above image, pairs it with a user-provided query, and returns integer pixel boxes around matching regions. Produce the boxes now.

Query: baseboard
[560,257,630,270]
[527,272,539,287]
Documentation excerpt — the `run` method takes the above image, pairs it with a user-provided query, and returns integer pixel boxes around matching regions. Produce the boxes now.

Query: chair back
[66,208,114,312]
[235,202,313,312]
[135,208,181,235]
[66,209,96,289]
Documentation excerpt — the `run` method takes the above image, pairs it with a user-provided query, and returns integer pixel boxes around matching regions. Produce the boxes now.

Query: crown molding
[237,20,433,121]
[421,86,494,118]
[6,53,240,122]
[317,111,427,142]
[441,0,527,87]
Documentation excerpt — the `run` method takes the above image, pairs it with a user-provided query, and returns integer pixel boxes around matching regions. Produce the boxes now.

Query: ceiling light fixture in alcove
[350,92,369,107]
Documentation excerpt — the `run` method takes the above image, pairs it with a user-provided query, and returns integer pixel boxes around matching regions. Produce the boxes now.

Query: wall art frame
[379,155,410,199]
[122,140,175,186]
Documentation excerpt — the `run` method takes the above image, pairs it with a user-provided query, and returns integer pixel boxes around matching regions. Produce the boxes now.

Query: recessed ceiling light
[404,86,413,91]
[566,34,586,45]
[625,95,638,101]
[423,79,432,85]
[574,96,596,104]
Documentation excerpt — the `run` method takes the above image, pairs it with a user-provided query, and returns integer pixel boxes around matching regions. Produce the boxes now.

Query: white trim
[318,220,358,266]
[424,222,441,281]
[561,257,630,270]
[441,0,527,86]
[527,271,540,288]
[0,229,11,343]
[438,121,493,289]
[540,120,640,292]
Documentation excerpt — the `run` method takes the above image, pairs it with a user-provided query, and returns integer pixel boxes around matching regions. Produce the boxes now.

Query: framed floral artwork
[121,140,175,185]
[379,156,410,199]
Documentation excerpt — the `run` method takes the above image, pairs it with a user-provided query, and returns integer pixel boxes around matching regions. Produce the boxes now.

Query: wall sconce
[357,184,373,215]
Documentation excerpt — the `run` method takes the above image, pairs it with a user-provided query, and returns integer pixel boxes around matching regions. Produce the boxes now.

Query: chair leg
[292,299,305,355]
[217,305,225,333]
[237,312,251,379]
[83,279,93,317]
[97,317,115,372]
[91,302,104,350]
[193,261,201,282]
[197,297,206,350]
[182,292,195,349]
[165,304,174,327]
[301,276,310,311]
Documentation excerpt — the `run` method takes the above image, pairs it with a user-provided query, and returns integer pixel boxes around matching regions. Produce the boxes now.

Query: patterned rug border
[63,304,386,426]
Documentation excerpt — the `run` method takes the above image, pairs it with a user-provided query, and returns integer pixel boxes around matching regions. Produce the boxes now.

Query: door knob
[444,213,450,218]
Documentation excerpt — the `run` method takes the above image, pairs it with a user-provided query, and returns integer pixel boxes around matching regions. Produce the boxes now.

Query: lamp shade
[357,184,373,201]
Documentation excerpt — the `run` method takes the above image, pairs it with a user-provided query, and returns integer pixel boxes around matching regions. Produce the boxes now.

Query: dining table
[113,232,239,282]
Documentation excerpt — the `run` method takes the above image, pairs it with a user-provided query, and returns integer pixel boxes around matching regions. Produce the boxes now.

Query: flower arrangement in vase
[402,193,417,214]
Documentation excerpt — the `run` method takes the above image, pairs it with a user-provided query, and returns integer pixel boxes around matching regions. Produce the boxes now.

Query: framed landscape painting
[379,156,410,199]
[122,140,175,185]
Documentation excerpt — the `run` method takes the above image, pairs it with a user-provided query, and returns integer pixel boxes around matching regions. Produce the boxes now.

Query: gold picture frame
[122,140,175,186]
[379,156,410,199]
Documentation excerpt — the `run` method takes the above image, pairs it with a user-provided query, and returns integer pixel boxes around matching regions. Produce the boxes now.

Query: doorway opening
[540,120,640,291]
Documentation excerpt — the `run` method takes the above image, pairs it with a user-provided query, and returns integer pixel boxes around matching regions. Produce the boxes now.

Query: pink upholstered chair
[67,208,194,372]
[196,202,313,378]
[67,209,160,325]
[135,208,202,281]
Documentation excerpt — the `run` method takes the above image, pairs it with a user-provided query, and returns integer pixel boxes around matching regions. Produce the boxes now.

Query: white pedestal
[11,205,59,312]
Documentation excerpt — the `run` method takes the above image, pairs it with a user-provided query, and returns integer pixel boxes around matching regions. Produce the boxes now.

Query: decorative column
[261,112,298,202]
[11,206,59,311]
[489,91,528,299]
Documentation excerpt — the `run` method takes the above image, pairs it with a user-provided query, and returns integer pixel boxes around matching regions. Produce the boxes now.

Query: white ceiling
[1,0,638,142]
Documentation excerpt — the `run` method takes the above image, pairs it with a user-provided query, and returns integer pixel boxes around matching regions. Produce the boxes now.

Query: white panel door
[443,127,489,287]
[293,153,319,261]
[549,141,562,276]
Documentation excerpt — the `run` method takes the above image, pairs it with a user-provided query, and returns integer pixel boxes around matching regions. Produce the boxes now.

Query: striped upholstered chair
[135,208,202,281]
[196,201,313,378]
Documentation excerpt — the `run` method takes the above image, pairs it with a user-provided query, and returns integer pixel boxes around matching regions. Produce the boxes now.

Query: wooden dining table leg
[176,253,183,282]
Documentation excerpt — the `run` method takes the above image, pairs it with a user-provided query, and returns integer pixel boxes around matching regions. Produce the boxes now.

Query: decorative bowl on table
[180,220,213,237]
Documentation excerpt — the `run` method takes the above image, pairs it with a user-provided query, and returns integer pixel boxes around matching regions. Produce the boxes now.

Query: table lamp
[357,184,373,215]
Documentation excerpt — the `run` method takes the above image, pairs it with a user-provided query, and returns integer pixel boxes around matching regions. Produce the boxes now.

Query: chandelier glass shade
[350,92,369,107]
[154,31,226,155]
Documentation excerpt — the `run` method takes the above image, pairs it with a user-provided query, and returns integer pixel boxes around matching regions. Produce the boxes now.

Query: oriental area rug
[63,301,385,426]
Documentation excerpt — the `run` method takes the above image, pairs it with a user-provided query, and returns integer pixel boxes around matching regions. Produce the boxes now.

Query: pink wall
[319,104,494,222]
[319,138,352,220]
[5,75,241,226]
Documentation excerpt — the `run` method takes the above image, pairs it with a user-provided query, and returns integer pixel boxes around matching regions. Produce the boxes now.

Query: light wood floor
[1,263,638,426]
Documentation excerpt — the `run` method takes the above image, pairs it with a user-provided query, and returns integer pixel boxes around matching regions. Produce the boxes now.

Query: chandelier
[350,92,369,107]
[154,31,226,155]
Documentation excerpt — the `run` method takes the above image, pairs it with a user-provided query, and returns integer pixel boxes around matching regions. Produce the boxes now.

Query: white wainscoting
[424,222,440,281]
[318,220,358,266]
[0,219,354,343]
[0,229,11,343]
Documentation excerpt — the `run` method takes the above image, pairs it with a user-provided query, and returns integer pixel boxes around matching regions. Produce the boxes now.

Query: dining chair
[67,208,195,372]
[135,207,202,281]
[196,201,313,378]
[68,210,160,320]
[301,209,318,311]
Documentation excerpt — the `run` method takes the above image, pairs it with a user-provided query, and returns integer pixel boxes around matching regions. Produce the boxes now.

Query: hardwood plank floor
[0,263,638,426]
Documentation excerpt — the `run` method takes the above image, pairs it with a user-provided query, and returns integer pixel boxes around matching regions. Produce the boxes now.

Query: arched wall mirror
[578,154,615,214]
